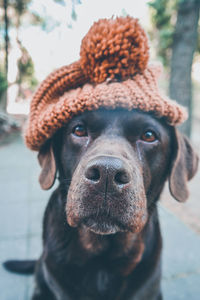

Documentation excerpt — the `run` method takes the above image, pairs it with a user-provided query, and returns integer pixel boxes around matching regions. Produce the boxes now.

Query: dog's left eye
[141,130,157,142]
[73,124,87,137]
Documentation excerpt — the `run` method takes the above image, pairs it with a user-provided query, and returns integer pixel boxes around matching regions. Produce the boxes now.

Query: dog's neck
[76,226,145,276]
[45,187,161,278]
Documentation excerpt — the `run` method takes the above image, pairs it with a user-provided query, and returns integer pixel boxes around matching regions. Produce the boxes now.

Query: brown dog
[5,108,198,300]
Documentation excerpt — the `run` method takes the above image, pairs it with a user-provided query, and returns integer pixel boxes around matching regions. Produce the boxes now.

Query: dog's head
[38,109,198,236]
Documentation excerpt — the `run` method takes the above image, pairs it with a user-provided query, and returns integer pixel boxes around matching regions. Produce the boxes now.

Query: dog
[4,108,198,300]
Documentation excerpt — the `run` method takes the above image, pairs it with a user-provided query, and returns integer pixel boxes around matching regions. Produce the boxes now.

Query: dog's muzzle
[66,154,148,235]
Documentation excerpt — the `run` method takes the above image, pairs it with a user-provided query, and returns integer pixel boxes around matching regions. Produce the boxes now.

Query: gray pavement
[0,135,200,300]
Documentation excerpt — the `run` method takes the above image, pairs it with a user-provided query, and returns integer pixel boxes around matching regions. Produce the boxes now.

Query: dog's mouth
[81,214,128,235]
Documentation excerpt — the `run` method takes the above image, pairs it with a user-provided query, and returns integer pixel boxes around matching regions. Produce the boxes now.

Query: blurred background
[0,0,200,299]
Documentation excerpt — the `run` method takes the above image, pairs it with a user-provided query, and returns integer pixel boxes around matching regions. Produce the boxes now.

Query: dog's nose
[85,156,130,187]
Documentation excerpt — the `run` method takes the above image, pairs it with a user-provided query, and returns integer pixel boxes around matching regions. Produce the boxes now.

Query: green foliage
[17,46,38,90]
[148,0,179,66]
[54,0,66,5]
[28,12,45,26]
[71,0,82,23]
[197,23,200,52]
[11,0,32,16]
[0,70,8,101]
[71,7,77,21]
[121,8,128,17]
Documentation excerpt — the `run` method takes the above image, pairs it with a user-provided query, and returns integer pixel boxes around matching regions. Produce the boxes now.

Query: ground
[0,133,200,300]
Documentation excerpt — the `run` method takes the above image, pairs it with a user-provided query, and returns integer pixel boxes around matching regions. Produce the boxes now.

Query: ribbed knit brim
[25,17,187,151]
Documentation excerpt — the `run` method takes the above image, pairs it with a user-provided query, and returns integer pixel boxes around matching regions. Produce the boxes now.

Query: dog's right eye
[141,130,157,143]
[72,125,87,137]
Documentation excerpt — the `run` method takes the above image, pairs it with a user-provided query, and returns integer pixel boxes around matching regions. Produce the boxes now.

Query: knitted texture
[80,17,149,83]
[25,16,187,151]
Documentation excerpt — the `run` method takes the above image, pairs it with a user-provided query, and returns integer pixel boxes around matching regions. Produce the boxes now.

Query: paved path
[0,135,200,300]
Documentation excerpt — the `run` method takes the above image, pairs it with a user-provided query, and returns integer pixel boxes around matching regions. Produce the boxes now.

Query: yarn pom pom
[80,16,149,83]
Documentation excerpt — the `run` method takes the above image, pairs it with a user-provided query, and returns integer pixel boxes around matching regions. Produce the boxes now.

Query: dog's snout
[85,156,131,187]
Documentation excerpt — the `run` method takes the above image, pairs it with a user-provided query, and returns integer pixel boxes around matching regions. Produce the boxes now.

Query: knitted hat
[25,16,187,151]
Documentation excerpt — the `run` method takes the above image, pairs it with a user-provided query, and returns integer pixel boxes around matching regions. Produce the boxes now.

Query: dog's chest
[68,264,124,300]
[95,269,110,293]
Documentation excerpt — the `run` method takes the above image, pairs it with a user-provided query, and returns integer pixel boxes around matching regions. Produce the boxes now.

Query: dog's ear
[38,140,57,190]
[169,129,198,202]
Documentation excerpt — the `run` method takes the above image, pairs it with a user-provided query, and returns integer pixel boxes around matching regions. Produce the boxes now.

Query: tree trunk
[2,0,9,112]
[3,0,9,78]
[169,0,200,137]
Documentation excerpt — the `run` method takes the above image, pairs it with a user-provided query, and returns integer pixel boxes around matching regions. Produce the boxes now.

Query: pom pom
[80,16,149,83]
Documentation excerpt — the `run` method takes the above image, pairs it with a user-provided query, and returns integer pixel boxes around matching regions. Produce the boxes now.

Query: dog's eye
[141,130,157,142]
[73,124,87,137]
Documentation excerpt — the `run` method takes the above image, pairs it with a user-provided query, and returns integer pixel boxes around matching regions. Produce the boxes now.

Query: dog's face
[60,109,172,235]
[38,109,198,236]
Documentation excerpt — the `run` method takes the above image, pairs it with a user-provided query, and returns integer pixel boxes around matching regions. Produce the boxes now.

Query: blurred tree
[0,69,8,110]
[0,0,37,77]
[170,0,200,136]
[17,41,38,96]
[148,0,178,66]
[0,0,81,103]
[0,0,40,109]
[149,0,200,136]
[0,0,9,111]
[2,0,9,78]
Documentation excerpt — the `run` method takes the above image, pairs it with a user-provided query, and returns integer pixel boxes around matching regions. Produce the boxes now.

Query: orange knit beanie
[25,16,187,151]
